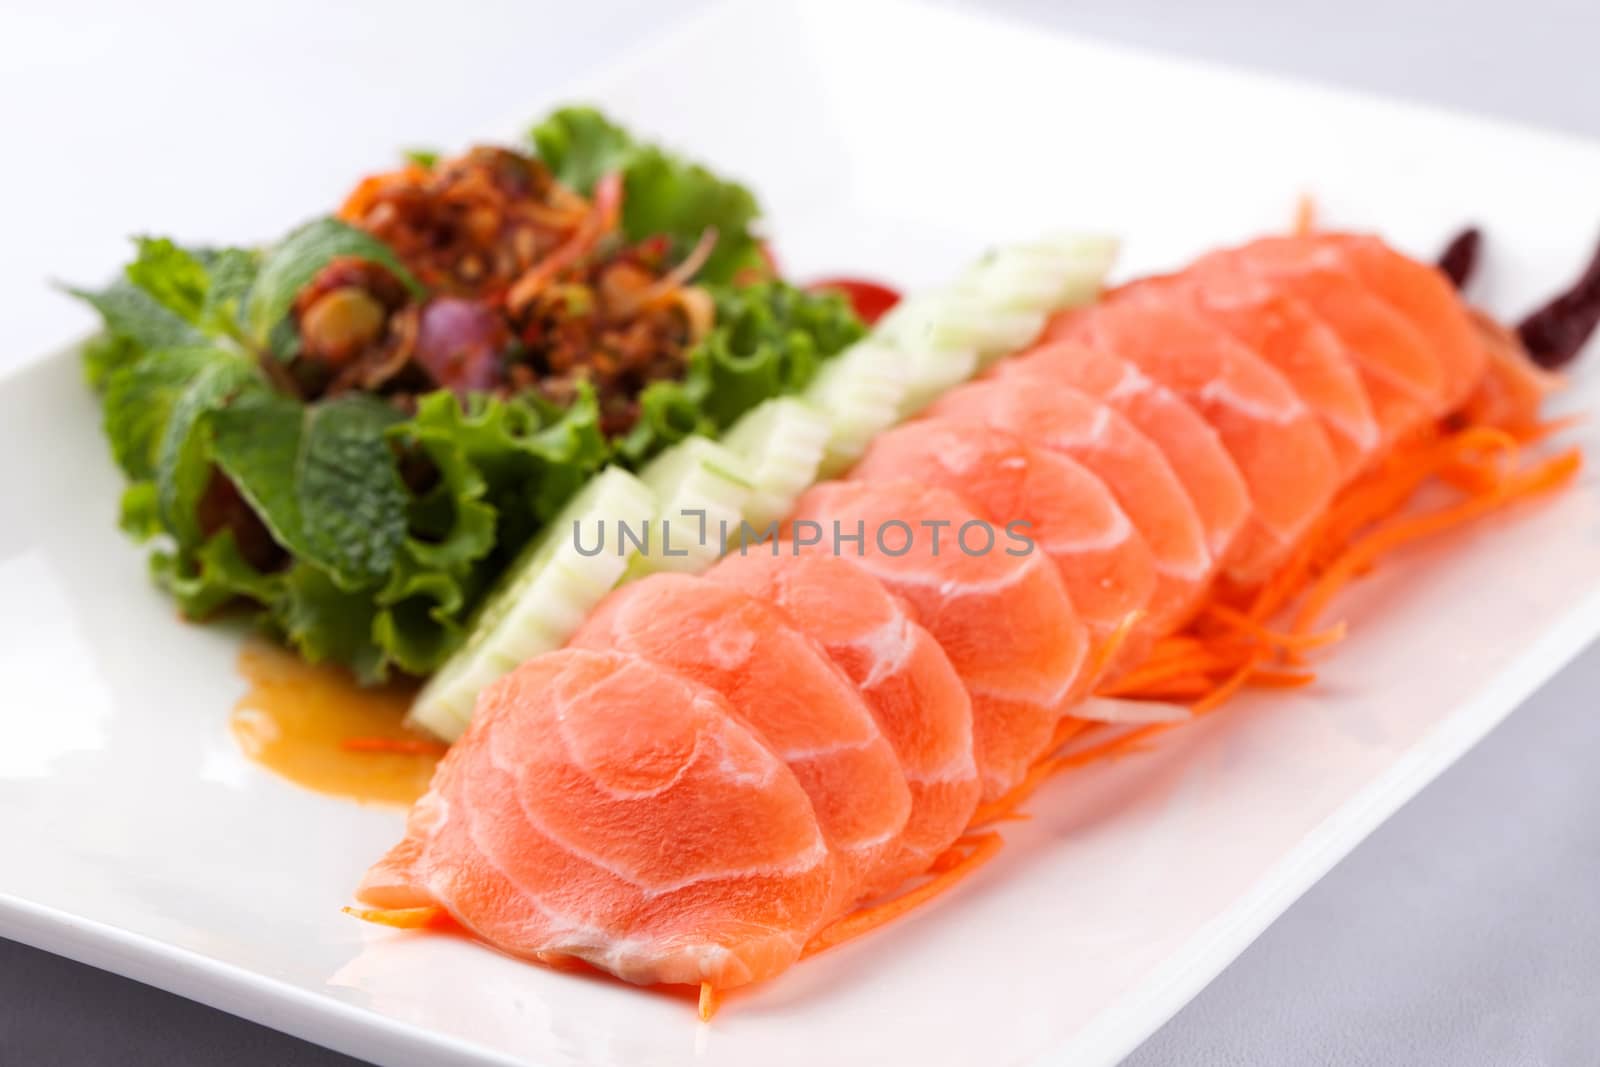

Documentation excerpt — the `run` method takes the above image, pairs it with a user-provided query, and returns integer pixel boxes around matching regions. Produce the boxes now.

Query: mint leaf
[209,392,409,588]
[102,346,223,480]
[153,352,261,546]
[244,218,423,349]
[199,246,261,339]
[68,278,207,353]
[126,237,211,324]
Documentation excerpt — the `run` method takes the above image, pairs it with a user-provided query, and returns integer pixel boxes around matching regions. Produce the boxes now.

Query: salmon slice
[1200,237,1450,442]
[1044,302,1340,581]
[928,377,1213,633]
[709,550,979,896]
[995,341,1250,567]
[567,575,911,915]
[1112,273,1380,478]
[849,416,1157,670]
[787,480,1087,801]
[356,649,835,989]
[1321,232,1488,409]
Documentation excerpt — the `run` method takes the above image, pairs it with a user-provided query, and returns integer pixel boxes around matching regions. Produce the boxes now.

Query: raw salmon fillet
[1045,301,1340,581]
[356,649,834,988]
[709,550,979,896]
[567,575,911,914]
[1112,272,1380,478]
[787,480,1087,801]
[997,341,1251,568]
[1322,233,1488,409]
[850,415,1157,668]
[927,377,1213,633]
[1199,238,1450,443]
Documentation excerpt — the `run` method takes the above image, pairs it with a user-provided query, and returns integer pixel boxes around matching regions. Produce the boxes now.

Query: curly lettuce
[531,106,767,285]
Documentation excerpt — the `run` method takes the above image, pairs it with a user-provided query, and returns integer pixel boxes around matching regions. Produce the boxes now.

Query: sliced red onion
[413,297,508,394]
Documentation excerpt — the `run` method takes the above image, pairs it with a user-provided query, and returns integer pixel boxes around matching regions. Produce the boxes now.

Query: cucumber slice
[876,290,1044,369]
[722,397,832,531]
[630,435,755,575]
[408,466,656,741]
[896,343,981,418]
[804,340,908,476]
[960,234,1119,312]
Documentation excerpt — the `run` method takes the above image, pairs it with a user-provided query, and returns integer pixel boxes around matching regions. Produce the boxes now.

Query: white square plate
[4,2,1599,1064]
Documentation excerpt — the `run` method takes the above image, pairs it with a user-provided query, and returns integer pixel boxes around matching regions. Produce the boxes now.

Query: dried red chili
[1517,236,1600,369]
[1436,227,1481,291]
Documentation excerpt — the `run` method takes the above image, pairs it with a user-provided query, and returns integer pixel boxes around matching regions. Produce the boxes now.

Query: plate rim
[6,1,1600,1065]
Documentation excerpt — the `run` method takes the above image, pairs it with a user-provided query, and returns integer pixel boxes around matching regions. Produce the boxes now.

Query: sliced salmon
[1201,237,1450,442]
[708,550,979,896]
[567,575,911,914]
[787,480,1087,801]
[849,416,1157,670]
[1112,272,1380,478]
[927,377,1212,633]
[1322,232,1488,410]
[1044,301,1340,581]
[356,649,835,989]
[996,341,1251,565]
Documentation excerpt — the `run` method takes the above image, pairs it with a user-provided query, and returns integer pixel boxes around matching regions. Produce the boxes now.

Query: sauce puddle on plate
[232,641,441,806]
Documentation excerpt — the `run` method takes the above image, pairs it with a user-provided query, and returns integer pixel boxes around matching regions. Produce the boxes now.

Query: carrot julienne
[1293,447,1581,633]
[800,833,1003,960]
[699,981,720,1022]
[1293,193,1318,236]
[342,905,446,929]
[1083,609,1146,686]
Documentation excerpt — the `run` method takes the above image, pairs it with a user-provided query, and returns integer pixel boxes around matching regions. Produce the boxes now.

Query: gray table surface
[3,0,1597,1063]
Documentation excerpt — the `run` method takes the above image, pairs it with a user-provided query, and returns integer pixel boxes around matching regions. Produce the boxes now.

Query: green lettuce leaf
[617,281,864,464]
[275,562,387,682]
[530,106,765,284]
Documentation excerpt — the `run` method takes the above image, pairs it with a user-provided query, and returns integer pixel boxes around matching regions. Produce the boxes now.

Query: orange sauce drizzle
[231,641,438,806]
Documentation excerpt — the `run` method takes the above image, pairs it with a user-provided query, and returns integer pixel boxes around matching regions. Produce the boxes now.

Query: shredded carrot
[1293,194,1318,236]
[342,905,446,929]
[1245,669,1318,689]
[1202,603,1347,653]
[1096,646,1243,697]
[1084,609,1146,686]
[1514,412,1586,445]
[1191,654,1265,715]
[970,756,1068,826]
[801,833,1003,959]
[1294,448,1581,633]
[340,736,450,757]
[698,981,720,1022]
[1054,722,1174,769]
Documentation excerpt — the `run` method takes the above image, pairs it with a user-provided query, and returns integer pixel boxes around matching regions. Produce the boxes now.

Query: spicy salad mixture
[73,109,866,682]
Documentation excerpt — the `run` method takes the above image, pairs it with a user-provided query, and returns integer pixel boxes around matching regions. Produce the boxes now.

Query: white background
[2,0,1596,1062]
